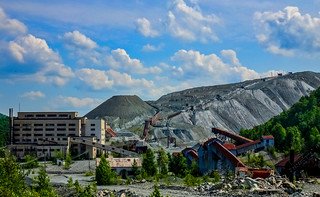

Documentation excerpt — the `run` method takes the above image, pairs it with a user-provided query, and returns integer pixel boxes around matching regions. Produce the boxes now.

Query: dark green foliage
[64,151,72,169]
[73,180,97,197]
[23,154,39,169]
[131,159,140,178]
[150,184,163,197]
[184,173,202,186]
[0,115,9,147]
[157,148,169,176]
[33,166,57,196]
[189,160,200,177]
[0,150,29,196]
[142,149,157,177]
[0,150,56,197]
[95,155,117,185]
[240,87,320,153]
[168,152,187,177]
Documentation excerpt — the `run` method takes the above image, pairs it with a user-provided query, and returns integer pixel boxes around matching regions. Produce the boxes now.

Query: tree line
[240,87,320,153]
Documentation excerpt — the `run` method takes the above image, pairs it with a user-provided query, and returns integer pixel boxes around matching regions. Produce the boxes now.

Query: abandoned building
[7,109,137,159]
[182,128,275,175]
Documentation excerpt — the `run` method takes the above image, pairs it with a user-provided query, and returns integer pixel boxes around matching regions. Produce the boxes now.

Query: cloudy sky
[1,0,320,116]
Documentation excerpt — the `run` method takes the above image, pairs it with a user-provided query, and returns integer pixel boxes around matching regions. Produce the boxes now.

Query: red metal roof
[223,143,236,150]
[262,135,274,140]
[235,139,261,149]
[213,141,246,168]
[212,128,253,144]
[275,154,302,167]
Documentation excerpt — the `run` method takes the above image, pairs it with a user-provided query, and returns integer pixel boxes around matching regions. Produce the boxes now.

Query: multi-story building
[9,111,107,159]
[83,118,106,144]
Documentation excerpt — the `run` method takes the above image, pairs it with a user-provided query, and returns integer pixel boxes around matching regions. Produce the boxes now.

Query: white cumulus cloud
[59,96,102,108]
[171,49,259,84]
[255,6,320,55]
[107,48,161,74]
[142,43,163,52]
[8,34,74,86]
[136,17,159,37]
[166,0,220,42]
[106,69,154,88]
[63,30,97,49]
[21,91,45,100]
[0,7,27,37]
[76,68,113,90]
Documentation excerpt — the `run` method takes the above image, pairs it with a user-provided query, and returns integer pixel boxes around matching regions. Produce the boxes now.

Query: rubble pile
[193,175,302,196]
[97,189,139,197]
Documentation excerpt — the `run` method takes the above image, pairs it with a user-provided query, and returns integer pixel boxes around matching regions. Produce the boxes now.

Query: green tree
[169,152,187,177]
[272,123,287,150]
[189,160,200,177]
[95,155,117,185]
[64,151,72,169]
[0,115,9,147]
[23,154,39,169]
[0,150,31,197]
[150,184,163,197]
[33,166,57,196]
[309,127,320,148]
[157,148,169,176]
[142,149,157,177]
[131,159,140,178]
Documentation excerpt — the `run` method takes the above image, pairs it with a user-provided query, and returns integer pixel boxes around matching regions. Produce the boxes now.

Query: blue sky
[1,0,320,116]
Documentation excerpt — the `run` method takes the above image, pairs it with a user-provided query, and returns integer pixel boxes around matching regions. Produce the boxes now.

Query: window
[45,134,53,136]
[69,128,75,131]
[34,128,43,131]
[57,133,65,136]
[90,134,95,136]
[90,128,95,131]
[57,123,66,126]
[45,128,54,131]
[34,134,43,136]
[47,114,57,117]
[25,114,34,117]
[69,123,76,126]
[57,128,65,131]
[91,124,95,126]
[59,114,68,117]
[34,124,43,127]
[46,123,54,127]
[35,114,45,117]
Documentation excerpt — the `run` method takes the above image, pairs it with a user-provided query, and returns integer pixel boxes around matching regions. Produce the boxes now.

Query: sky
[1,0,320,116]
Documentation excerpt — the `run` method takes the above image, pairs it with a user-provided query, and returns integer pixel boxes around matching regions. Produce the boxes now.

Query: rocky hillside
[150,71,320,134]
[86,95,156,130]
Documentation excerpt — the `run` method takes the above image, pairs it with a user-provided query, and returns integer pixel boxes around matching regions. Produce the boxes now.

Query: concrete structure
[8,111,116,159]
[83,118,106,144]
[182,128,275,175]
[96,156,142,177]
[9,112,84,159]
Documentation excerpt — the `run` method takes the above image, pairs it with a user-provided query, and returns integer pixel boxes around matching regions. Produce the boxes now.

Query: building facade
[9,111,107,159]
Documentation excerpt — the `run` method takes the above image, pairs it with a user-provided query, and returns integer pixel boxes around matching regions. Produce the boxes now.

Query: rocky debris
[97,189,139,197]
[193,175,302,196]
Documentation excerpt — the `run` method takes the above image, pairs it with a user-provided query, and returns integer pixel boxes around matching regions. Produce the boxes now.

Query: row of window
[24,114,70,118]
[14,123,77,127]
[14,128,77,132]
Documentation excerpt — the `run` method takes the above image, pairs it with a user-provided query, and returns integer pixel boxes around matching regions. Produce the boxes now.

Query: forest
[0,113,9,147]
[240,87,320,153]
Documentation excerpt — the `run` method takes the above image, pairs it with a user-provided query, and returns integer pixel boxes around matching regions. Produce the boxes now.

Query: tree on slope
[142,149,157,177]
[96,155,117,185]
[157,148,168,176]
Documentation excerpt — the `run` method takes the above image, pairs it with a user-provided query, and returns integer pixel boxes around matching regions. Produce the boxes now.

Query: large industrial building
[7,109,118,159]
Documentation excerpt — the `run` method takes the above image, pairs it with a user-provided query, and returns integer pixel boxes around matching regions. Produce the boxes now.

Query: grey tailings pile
[85,95,156,130]
[85,71,320,145]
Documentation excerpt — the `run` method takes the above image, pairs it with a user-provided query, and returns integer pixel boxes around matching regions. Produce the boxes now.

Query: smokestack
[9,108,13,145]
